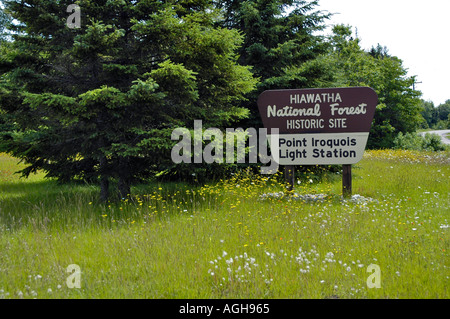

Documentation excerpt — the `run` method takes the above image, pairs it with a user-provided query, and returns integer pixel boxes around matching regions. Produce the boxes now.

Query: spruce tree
[0,5,11,42]
[215,0,332,127]
[0,0,257,200]
[326,25,423,149]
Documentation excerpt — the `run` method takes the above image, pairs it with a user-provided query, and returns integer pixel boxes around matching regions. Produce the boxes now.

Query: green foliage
[0,5,11,42]
[324,25,423,149]
[0,0,257,200]
[0,151,449,298]
[393,132,449,152]
[419,100,434,129]
[0,0,445,199]
[420,99,450,129]
[215,0,332,127]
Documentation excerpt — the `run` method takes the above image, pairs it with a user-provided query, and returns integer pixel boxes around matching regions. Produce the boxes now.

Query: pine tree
[215,0,332,127]
[0,5,11,42]
[0,0,257,200]
[326,25,423,149]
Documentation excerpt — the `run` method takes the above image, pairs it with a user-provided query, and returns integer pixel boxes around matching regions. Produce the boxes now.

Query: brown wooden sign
[257,87,378,166]
[257,87,378,135]
[257,87,378,197]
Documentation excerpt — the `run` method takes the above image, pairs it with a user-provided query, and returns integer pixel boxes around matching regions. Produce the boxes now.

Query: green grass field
[0,150,448,299]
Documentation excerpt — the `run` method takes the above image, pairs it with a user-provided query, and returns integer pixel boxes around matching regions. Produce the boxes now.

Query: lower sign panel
[269,133,370,165]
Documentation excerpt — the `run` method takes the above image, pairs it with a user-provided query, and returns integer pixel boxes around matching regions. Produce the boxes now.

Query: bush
[393,132,449,152]
[422,133,449,151]
[433,120,449,130]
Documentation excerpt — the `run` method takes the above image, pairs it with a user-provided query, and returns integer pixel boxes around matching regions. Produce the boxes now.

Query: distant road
[420,130,450,145]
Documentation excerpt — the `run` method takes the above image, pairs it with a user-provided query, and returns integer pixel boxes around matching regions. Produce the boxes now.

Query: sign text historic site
[257,87,378,165]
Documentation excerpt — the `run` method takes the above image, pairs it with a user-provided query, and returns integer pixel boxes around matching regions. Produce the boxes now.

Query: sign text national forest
[257,87,378,165]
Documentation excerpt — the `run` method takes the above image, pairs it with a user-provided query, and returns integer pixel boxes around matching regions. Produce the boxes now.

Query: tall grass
[0,150,448,299]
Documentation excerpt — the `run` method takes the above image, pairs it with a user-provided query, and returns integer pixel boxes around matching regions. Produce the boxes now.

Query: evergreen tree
[325,25,423,149]
[215,0,332,127]
[420,99,450,129]
[0,0,257,200]
[434,100,450,129]
[0,5,11,42]
[419,100,435,129]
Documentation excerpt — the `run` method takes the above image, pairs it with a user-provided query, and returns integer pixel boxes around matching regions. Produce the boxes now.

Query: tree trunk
[284,165,295,192]
[100,175,109,202]
[99,155,109,202]
[118,158,131,200]
[118,177,131,200]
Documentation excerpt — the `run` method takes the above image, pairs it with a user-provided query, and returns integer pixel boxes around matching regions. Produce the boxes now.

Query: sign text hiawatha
[257,87,378,165]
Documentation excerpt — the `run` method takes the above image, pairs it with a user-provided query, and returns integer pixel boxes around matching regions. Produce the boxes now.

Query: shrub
[433,119,449,130]
[393,132,449,152]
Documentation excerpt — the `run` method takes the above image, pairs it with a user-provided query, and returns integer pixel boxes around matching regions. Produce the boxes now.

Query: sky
[1,1,448,105]
[316,0,450,106]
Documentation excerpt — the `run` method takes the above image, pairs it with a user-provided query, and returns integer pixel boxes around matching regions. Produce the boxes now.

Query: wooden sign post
[285,166,295,192]
[342,164,352,198]
[257,87,378,197]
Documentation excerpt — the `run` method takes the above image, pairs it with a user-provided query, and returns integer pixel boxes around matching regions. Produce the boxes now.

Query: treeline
[0,0,441,199]
[420,100,450,130]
